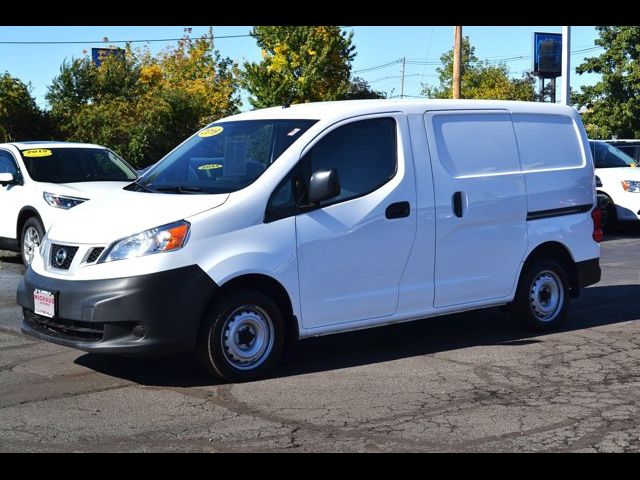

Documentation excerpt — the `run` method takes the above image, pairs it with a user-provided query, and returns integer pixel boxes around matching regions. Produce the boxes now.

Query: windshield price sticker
[22,149,53,157]
[198,126,224,138]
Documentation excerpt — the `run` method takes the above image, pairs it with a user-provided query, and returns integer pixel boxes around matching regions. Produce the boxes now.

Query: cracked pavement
[1,228,640,452]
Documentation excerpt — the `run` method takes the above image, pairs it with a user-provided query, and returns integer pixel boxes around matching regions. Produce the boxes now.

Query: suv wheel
[21,217,44,267]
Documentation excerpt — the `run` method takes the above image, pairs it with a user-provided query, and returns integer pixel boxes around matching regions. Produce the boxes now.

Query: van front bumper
[17,265,217,355]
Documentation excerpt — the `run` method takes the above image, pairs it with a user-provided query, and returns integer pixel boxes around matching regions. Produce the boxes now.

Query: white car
[590,140,640,229]
[18,100,601,382]
[0,142,138,265]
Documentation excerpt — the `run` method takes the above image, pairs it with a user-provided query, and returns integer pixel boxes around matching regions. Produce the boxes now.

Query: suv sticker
[22,149,52,157]
[198,164,223,170]
[198,126,224,138]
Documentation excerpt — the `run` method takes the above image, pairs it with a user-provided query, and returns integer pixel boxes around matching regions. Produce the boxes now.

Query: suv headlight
[43,192,88,209]
[621,180,640,192]
[100,221,190,263]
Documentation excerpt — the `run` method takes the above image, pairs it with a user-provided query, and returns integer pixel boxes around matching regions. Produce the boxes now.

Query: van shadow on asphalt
[74,283,640,388]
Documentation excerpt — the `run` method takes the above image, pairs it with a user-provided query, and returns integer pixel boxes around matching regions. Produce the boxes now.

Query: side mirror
[308,169,340,204]
[0,172,15,186]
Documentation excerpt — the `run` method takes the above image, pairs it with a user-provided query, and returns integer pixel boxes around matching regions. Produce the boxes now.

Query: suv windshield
[136,119,317,194]
[591,141,638,168]
[20,147,137,183]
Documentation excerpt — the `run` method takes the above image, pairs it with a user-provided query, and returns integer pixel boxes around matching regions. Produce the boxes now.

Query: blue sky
[0,26,601,110]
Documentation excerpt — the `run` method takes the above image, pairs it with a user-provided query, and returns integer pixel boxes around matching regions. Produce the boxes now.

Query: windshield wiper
[152,185,203,194]
[126,180,152,192]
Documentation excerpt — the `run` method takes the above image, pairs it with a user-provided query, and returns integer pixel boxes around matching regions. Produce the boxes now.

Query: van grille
[24,308,103,342]
[49,244,78,270]
[86,247,104,263]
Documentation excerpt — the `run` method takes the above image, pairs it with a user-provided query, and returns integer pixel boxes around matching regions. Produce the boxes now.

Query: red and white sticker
[34,289,55,318]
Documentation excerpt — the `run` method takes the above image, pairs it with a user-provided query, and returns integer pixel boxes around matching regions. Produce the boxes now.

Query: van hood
[48,188,229,244]
[39,181,131,200]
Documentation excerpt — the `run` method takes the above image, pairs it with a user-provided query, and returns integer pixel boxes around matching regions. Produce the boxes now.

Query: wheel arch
[16,206,44,242]
[521,241,579,298]
[208,273,299,348]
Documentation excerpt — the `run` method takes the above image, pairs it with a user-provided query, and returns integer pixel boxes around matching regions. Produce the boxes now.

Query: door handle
[385,201,410,219]
[452,192,463,217]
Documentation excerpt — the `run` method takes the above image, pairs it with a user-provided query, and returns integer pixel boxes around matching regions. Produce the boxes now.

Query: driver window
[0,150,19,176]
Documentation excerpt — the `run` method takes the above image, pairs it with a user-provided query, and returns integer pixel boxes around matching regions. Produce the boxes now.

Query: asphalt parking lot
[1,230,640,453]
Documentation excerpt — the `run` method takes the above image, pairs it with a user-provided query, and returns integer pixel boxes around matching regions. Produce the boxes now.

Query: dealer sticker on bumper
[33,289,55,318]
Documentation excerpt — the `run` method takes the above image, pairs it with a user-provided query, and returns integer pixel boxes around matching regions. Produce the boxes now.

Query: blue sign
[91,47,125,67]
[533,32,562,78]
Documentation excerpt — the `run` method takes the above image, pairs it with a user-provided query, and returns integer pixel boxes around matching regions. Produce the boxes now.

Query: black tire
[509,259,570,331]
[20,217,44,267]
[600,195,618,234]
[197,289,285,382]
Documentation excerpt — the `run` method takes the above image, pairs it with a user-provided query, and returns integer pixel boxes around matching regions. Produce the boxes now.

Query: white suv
[0,142,138,265]
[590,140,640,229]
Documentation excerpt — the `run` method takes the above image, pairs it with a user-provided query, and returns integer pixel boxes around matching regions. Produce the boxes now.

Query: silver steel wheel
[529,270,564,322]
[22,226,41,265]
[221,306,275,371]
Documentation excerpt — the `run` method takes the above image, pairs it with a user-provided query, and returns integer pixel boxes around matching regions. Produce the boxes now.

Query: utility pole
[453,26,462,99]
[561,26,571,105]
[400,57,406,99]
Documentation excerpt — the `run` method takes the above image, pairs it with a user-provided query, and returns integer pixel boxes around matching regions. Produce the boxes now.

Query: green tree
[0,72,50,142]
[46,29,240,168]
[573,26,640,139]
[422,37,535,101]
[243,26,356,108]
[343,77,386,100]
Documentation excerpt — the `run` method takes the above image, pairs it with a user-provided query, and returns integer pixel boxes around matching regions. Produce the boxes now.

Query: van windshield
[20,148,138,183]
[591,141,638,168]
[135,119,317,194]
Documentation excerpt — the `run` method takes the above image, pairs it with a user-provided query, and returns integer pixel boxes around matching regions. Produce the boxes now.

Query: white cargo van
[18,100,601,382]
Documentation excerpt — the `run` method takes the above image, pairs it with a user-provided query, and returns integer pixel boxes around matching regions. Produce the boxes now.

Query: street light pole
[561,26,571,105]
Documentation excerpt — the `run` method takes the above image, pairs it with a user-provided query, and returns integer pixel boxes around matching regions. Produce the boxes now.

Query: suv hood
[39,181,131,200]
[48,187,229,244]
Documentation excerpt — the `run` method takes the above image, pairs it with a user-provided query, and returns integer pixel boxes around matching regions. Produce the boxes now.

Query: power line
[0,33,252,45]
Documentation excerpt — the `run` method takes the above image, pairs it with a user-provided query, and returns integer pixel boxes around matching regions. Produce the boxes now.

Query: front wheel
[197,289,285,382]
[21,217,44,267]
[509,259,570,331]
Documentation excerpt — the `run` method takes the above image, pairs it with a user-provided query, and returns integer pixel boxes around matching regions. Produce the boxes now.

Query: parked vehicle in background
[603,139,640,165]
[0,142,138,266]
[18,100,601,382]
[590,140,640,231]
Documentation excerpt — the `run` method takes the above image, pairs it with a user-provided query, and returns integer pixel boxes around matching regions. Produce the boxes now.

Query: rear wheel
[510,259,570,331]
[21,217,44,267]
[197,289,285,382]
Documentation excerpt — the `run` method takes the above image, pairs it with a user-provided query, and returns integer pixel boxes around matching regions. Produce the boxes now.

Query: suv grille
[24,308,103,342]
[49,244,78,270]
[86,247,104,263]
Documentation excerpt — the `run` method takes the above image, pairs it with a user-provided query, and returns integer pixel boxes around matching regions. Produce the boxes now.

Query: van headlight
[100,221,190,263]
[43,192,88,209]
[621,180,640,192]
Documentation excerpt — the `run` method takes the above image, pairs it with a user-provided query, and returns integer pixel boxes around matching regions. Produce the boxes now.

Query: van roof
[220,99,578,123]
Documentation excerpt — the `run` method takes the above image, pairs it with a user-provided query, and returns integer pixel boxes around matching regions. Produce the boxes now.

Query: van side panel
[513,110,599,265]
[513,113,594,213]
[425,110,529,308]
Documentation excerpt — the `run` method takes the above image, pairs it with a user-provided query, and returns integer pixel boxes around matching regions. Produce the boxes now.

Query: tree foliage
[242,26,357,108]
[46,29,240,168]
[0,72,51,142]
[343,77,386,100]
[573,26,640,139]
[422,37,535,101]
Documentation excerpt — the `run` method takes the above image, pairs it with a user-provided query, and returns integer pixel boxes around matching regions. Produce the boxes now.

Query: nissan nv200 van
[18,100,601,382]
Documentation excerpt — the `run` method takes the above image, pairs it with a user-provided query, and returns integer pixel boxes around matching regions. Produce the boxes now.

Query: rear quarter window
[512,114,584,171]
